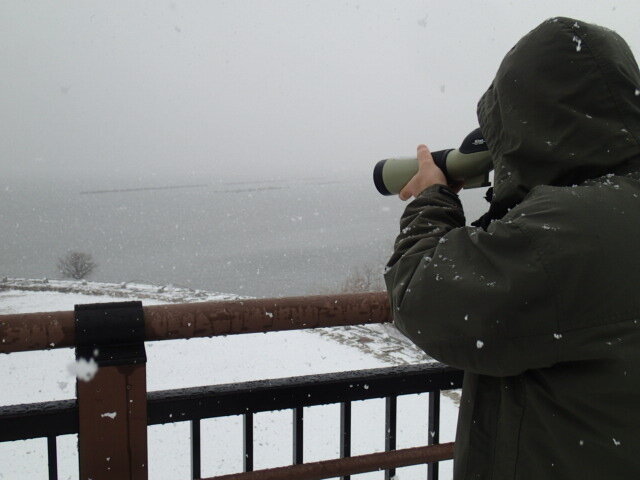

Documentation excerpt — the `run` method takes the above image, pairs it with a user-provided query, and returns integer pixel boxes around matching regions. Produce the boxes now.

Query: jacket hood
[477,17,640,209]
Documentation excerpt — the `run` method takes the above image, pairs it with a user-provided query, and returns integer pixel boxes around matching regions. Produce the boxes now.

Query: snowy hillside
[0,280,460,480]
[0,277,244,309]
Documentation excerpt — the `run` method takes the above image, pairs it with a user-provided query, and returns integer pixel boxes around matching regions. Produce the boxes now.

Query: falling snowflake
[67,358,99,382]
[572,35,582,52]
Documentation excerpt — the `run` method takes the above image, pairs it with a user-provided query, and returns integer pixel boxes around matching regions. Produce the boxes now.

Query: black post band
[75,301,146,366]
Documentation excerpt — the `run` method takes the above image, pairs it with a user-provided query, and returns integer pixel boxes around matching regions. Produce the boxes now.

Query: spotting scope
[373,128,493,195]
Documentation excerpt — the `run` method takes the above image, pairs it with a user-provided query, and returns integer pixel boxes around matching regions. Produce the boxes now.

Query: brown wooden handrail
[206,443,454,480]
[0,292,391,354]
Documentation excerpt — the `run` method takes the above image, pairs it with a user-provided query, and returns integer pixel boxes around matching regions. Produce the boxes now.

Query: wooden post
[75,302,148,480]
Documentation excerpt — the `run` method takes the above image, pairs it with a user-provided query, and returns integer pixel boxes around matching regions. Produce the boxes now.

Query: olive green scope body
[373,128,493,195]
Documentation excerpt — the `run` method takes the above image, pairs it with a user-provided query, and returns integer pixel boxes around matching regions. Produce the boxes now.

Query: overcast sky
[2,1,639,185]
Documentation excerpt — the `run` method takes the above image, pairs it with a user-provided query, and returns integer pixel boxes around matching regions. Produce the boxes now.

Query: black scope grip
[431,129,487,183]
[431,149,453,182]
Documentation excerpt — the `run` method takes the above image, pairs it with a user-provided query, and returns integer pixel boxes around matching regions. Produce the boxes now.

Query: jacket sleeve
[384,185,558,377]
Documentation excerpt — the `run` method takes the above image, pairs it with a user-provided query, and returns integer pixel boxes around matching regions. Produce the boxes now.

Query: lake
[0,174,489,298]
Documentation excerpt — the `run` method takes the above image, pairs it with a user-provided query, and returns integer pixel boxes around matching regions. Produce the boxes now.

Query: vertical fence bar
[292,407,304,465]
[47,435,58,480]
[385,395,397,480]
[428,391,441,480]
[191,419,201,480]
[75,301,148,480]
[77,364,148,479]
[243,413,254,472]
[339,401,351,480]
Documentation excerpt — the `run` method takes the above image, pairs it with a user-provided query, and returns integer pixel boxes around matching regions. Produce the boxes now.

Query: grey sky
[2,1,639,185]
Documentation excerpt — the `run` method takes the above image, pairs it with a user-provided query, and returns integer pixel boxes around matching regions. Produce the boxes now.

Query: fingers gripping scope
[373,128,493,195]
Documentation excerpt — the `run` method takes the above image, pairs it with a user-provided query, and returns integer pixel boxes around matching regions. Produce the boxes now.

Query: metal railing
[0,292,463,480]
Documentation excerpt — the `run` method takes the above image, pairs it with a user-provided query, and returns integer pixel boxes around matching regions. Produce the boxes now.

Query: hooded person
[384,17,640,479]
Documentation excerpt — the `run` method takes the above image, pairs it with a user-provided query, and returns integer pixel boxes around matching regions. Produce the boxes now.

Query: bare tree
[338,265,385,293]
[58,251,97,280]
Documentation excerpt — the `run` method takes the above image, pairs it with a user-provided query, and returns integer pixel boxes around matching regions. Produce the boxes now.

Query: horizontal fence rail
[0,363,463,442]
[208,444,455,480]
[0,292,391,353]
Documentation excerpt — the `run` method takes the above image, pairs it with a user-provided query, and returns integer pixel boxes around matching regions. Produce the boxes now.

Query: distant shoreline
[78,184,292,195]
[79,184,209,195]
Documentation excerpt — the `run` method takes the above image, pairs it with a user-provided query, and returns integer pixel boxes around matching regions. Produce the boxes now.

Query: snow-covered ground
[0,277,244,307]
[0,280,460,480]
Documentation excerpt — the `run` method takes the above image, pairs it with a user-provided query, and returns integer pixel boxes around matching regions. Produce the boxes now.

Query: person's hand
[399,145,450,201]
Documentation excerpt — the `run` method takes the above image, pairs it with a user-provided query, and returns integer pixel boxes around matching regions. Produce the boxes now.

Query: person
[384,17,640,479]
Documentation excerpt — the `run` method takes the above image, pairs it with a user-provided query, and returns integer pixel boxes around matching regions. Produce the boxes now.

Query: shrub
[337,265,385,293]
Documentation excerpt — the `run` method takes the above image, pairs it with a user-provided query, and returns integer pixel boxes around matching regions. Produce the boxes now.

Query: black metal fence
[0,294,463,480]
[0,363,463,480]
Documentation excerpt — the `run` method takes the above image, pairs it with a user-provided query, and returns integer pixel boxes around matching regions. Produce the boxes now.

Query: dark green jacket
[385,18,640,479]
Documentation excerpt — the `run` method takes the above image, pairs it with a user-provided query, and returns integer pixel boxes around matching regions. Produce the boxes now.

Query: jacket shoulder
[505,181,640,332]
